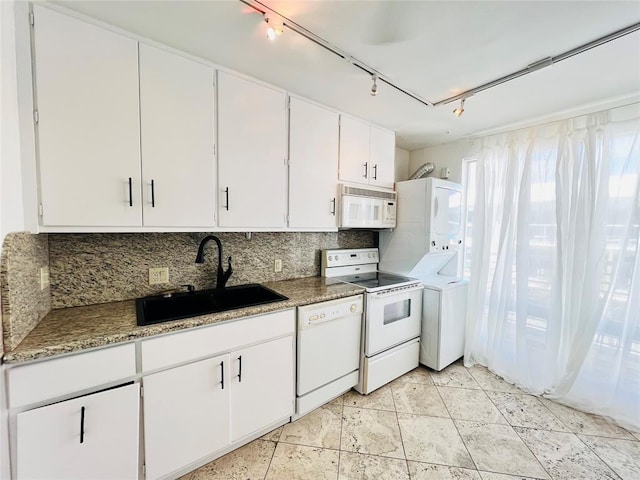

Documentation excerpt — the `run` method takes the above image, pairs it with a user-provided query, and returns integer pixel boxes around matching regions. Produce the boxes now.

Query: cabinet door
[33,5,141,227]
[143,355,229,480]
[369,126,396,188]
[139,44,216,227]
[16,383,139,480]
[230,336,294,441]
[339,115,370,185]
[289,98,339,229]
[217,71,287,228]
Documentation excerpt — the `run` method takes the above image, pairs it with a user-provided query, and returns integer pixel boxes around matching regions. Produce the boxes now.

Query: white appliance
[420,275,469,371]
[379,177,469,371]
[339,184,397,229]
[296,295,363,418]
[322,248,423,394]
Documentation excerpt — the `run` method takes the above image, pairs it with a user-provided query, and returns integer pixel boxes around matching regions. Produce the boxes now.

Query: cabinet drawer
[141,309,295,372]
[8,344,136,408]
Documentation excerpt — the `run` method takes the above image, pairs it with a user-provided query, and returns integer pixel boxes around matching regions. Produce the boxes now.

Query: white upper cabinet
[217,71,287,228]
[338,116,371,185]
[369,125,396,188]
[339,115,396,189]
[288,98,339,229]
[33,5,142,227]
[139,44,215,227]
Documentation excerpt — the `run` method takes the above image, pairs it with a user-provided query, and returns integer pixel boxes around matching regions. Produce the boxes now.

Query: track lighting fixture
[370,74,378,96]
[265,17,283,40]
[453,98,466,117]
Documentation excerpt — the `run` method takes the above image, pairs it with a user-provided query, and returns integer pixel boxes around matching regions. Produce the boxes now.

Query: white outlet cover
[149,267,170,285]
[40,266,50,290]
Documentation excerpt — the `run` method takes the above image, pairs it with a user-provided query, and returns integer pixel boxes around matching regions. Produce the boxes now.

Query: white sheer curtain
[464,104,640,429]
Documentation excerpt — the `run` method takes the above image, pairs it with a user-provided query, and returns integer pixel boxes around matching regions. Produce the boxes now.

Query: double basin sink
[136,284,288,326]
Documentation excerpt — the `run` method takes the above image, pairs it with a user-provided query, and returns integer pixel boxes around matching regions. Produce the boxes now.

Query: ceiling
[52,0,640,150]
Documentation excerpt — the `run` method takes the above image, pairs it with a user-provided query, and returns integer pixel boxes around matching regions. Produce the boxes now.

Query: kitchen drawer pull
[128,178,133,207]
[80,406,85,444]
[331,197,336,215]
[151,180,156,207]
[220,361,225,390]
[237,355,242,382]
[363,162,368,178]
[373,164,378,180]
[224,187,230,211]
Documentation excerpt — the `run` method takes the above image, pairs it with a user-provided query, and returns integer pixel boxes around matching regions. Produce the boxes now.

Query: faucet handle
[225,257,233,277]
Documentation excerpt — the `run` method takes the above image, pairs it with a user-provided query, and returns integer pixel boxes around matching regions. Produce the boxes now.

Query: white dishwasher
[295,295,363,418]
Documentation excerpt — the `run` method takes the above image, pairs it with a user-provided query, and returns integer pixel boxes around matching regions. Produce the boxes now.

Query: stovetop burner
[336,271,420,291]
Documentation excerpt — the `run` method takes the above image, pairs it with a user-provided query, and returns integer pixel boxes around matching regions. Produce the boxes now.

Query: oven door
[365,285,423,356]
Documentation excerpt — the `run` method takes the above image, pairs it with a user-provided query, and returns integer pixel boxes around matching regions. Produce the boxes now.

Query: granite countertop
[4,277,364,364]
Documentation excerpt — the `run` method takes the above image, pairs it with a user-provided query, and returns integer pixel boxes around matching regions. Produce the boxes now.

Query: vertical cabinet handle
[331,198,336,215]
[80,406,85,444]
[151,180,156,207]
[128,178,133,207]
[220,361,225,390]
[373,164,378,180]
[237,355,242,382]
[363,162,368,178]
[224,187,230,211]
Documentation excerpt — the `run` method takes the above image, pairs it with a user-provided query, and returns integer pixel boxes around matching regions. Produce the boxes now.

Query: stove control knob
[320,313,325,319]
[309,315,319,321]
[350,304,357,313]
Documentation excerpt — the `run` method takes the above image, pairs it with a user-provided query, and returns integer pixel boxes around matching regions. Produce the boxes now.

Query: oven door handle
[369,284,424,299]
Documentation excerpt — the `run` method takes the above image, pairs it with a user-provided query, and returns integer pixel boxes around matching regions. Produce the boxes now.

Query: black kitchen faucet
[195,235,233,290]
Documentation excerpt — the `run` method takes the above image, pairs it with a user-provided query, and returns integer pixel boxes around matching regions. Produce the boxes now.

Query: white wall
[1,0,37,246]
[408,138,481,184]
[394,147,410,182]
[1,0,24,243]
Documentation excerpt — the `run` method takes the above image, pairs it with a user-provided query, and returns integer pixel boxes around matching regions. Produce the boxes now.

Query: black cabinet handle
[331,198,336,215]
[80,406,85,444]
[373,164,378,180]
[151,180,155,207]
[220,361,225,390]
[237,355,242,382]
[224,187,229,211]
[128,178,133,207]
[363,162,368,178]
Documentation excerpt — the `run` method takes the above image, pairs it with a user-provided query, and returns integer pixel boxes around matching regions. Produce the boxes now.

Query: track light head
[265,17,283,40]
[453,98,466,117]
[370,74,378,96]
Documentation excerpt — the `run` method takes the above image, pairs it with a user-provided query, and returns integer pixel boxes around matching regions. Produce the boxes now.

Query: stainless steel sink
[135,284,288,326]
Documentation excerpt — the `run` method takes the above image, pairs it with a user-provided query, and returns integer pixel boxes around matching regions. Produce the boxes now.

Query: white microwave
[339,184,397,229]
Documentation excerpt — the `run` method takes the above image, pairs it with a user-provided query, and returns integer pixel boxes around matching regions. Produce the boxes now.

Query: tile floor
[181,361,640,480]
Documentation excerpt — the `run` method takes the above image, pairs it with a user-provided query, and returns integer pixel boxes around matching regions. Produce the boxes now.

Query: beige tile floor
[181,361,640,480]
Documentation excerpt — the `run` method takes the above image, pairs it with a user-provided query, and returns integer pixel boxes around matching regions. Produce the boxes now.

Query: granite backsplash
[48,231,375,309]
[1,233,51,351]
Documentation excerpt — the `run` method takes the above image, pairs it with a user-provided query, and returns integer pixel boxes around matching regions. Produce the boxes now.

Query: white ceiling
[52,0,640,150]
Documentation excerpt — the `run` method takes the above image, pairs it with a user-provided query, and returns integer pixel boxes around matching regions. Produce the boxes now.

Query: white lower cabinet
[230,336,294,441]
[143,354,230,480]
[141,310,295,479]
[16,383,139,480]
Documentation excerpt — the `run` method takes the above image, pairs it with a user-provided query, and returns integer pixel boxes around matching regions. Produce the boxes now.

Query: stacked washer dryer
[379,177,469,371]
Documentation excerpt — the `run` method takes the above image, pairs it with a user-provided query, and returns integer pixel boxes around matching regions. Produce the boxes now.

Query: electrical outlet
[149,267,169,285]
[274,259,283,273]
[39,266,50,290]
